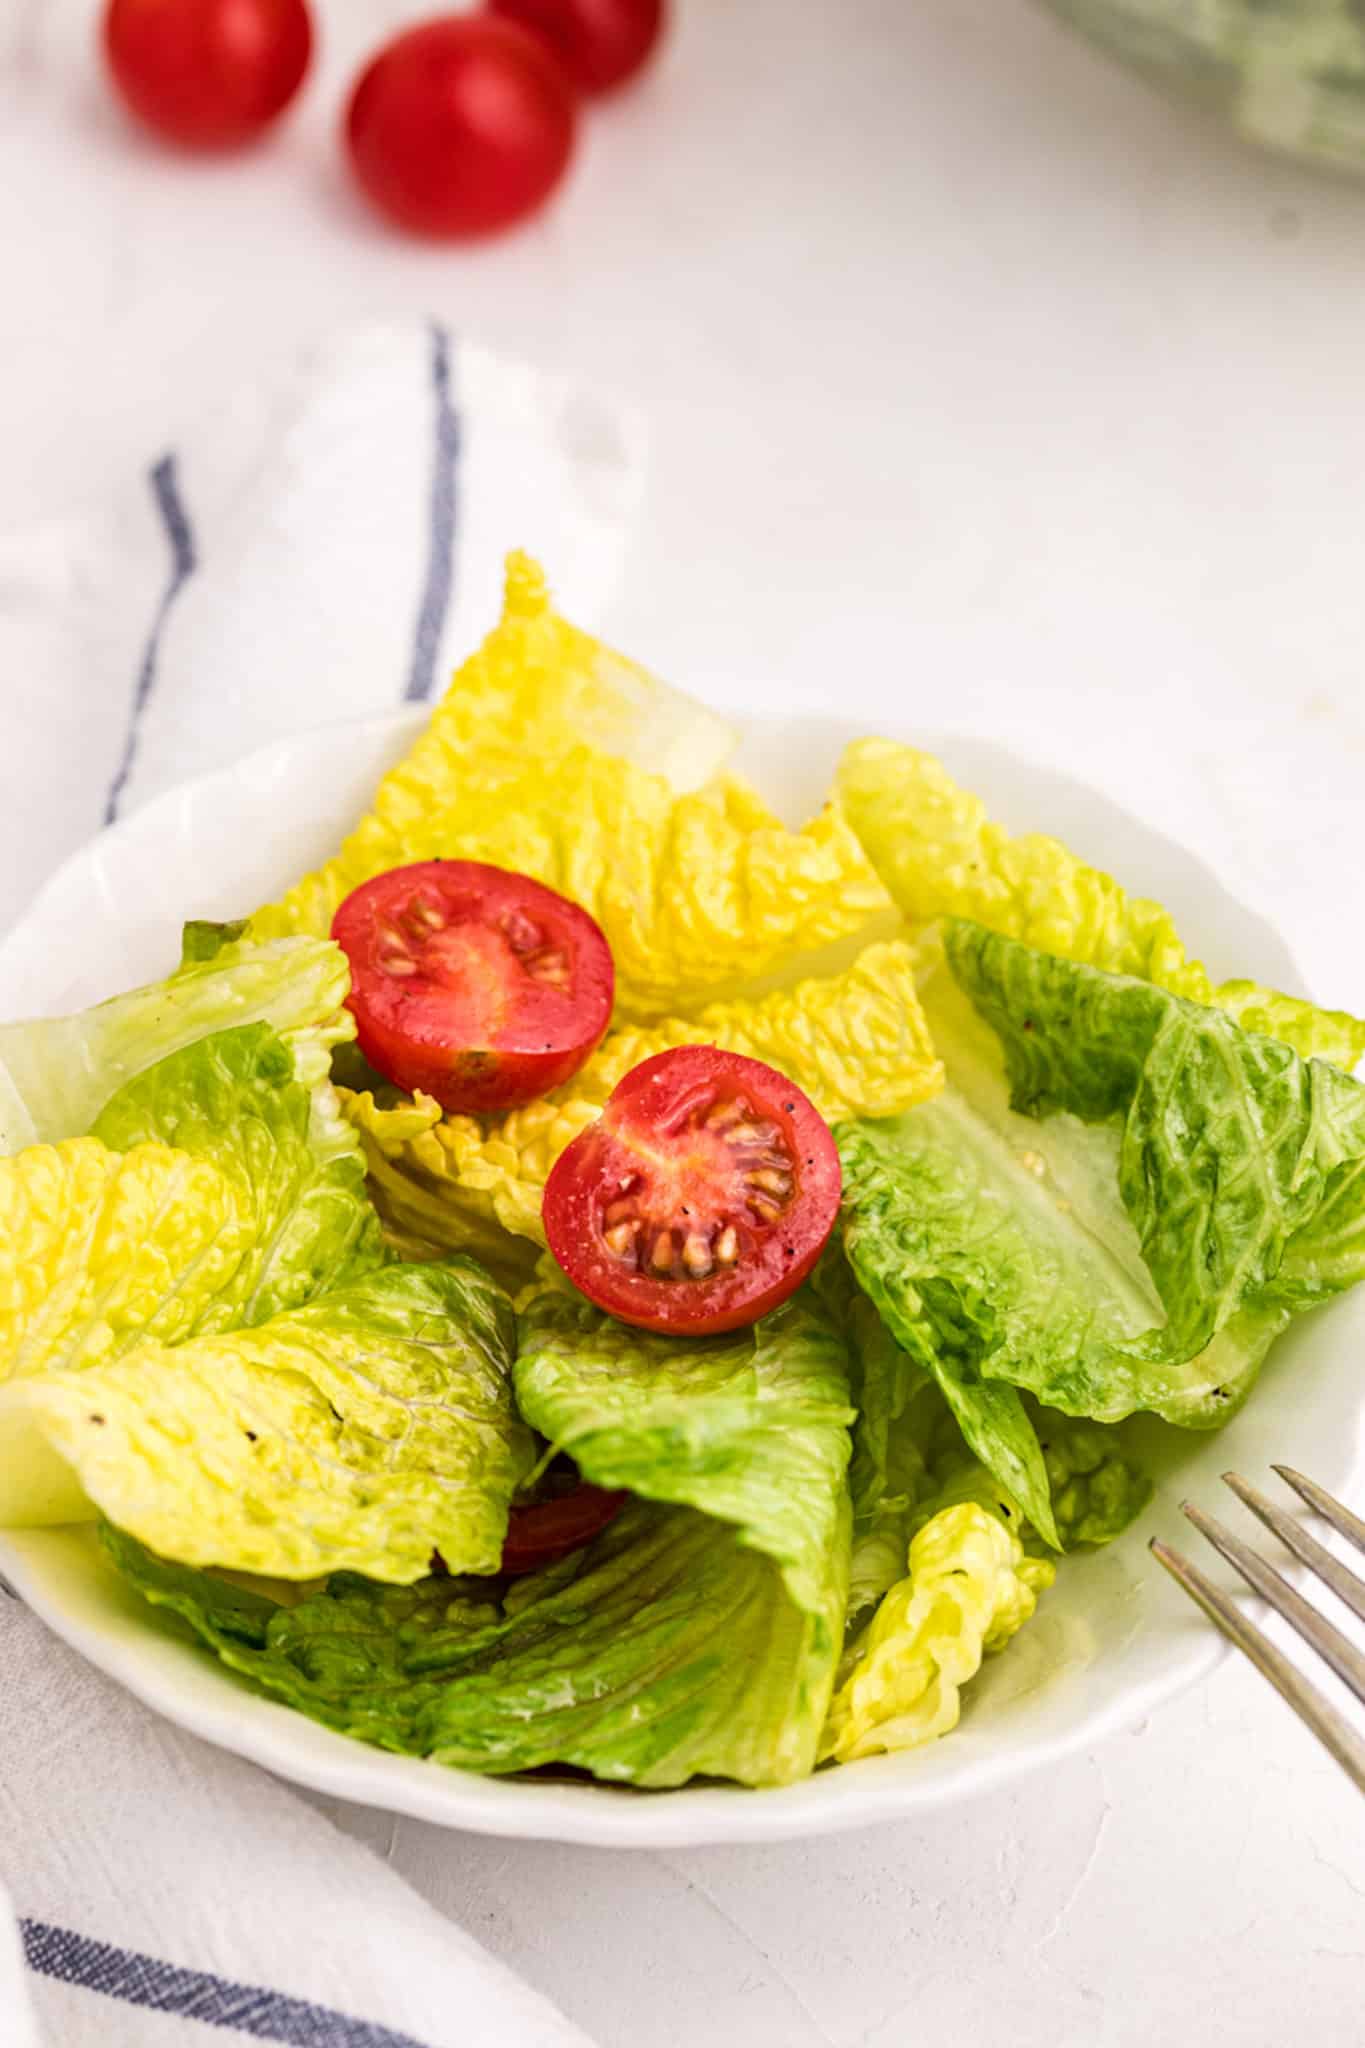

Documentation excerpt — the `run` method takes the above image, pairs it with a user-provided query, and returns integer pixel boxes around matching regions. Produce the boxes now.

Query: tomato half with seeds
[542,1046,841,1335]
[501,1482,628,1575]
[332,860,614,1115]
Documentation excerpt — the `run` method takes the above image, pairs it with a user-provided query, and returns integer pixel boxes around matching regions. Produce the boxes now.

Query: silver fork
[1150,1465,1365,1792]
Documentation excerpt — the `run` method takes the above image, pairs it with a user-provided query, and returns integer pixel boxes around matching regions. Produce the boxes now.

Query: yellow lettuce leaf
[837,738,1365,1069]
[0,1263,531,1579]
[0,1138,251,1385]
[819,1502,1054,1763]
[252,555,891,1016]
[344,940,944,1254]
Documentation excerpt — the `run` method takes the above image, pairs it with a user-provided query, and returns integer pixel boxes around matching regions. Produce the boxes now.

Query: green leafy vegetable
[513,1287,855,1619]
[820,1502,1053,1763]
[104,1496,846,1786]
[835,737,1365,1068]
[93,1022,385,1330]
[1,1262,531,1578]
[814,1248,937,1624]
[912,1410,1150,1551]
[838,1111,1064,1547]
[0,1024,386,1403]
[946,919,1365,1416]
[0,931,354,1156]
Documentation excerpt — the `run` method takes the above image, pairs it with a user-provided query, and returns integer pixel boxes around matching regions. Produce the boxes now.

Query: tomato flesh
[501,1483,628,1575]
[332,860,614,1114]
[344,16,577,240]
[542,1047,841,1334]
[104,0,312,150]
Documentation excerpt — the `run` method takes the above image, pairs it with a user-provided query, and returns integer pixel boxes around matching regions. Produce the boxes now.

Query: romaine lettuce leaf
[946,919,1365,1414]
[836,738,1365,1068]
[0,1262,530,1578]
[104,1496,845,1786]
[838,1110,1065,1547]
[813,1247,937,1625]
[912,1411,1151,1551]
[0,1024,384,1414]
[93,1022,384,1329]
[513,1287,854,1621]
[0,1137,253,1388]
[343,939,942,1257]
[820,1502,1053,1763]
[0,930,354,1157]
[251,555,892,1016]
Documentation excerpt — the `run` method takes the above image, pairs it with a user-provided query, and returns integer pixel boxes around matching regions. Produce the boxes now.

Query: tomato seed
[683,1234,713,1277]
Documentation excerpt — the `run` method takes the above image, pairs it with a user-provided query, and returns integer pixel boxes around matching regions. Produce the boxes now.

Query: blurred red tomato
[344,16,577,240]
[103,0,312,150]
[488,0,665,95]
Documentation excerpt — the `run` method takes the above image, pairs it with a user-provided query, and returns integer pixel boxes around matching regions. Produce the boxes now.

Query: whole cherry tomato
[488,0,665,96]
[344,15,578,240]
[103,0,312,150]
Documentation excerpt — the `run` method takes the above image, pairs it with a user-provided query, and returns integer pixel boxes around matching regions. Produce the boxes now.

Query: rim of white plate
[0,708,1354,1849]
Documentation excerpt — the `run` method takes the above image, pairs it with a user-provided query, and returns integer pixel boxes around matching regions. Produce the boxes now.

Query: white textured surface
[2,0,1364,2042]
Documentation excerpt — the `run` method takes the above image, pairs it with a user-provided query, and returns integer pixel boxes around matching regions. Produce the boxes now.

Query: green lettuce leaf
[835,737,1365,1068]
[820,1501,1053,1763]
[843,917,1365,1481]
[512,1287,854,1620]
[93,1021,385,1330]
[0,1025,387,1400]
[838,1113,1063,1548]
[104,1496,845,1786]
[1,1262,530,1577]
[813,1248,938,1625]
[912,1409,1151,1550]
[0,931,353,1156]
[946,918,1365,1414]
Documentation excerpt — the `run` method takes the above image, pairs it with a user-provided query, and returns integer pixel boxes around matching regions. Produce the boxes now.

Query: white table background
[3,2,1364,2042]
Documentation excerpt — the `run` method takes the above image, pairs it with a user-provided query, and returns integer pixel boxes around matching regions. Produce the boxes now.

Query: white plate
[0,711,1360,1848]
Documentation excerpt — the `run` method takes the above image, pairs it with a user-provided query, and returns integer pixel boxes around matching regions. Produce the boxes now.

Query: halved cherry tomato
[501,1483,628,1575]
[542,1046,841,1335]
[332,860,614,1115]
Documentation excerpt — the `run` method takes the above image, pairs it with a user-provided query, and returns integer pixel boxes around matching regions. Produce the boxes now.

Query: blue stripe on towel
[403,324,460,704]
[21,1919,434,2048]
[104,454,198,825]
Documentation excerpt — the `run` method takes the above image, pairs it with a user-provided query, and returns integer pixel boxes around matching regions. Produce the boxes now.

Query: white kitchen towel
[0,319,640,2046]
[0,1588,593,2048]
[0,319,643,938]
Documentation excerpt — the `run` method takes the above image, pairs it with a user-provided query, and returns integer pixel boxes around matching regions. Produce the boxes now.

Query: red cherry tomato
[488,0,665,95]
[331,860,614,1115]
[501,1483,628,1575]
[103,0,312,150]
[543,1047,842,1335]
[344,15,577,240]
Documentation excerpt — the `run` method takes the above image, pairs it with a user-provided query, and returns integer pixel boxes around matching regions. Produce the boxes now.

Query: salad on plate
[4,552,1365,1791]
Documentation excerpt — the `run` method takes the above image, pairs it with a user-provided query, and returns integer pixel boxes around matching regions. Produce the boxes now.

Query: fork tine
[1222,1472,1365,1627]
[1272,1465,1365,1559]
[1150,1538,1365,1794]
[1181,1501,1365,1706]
